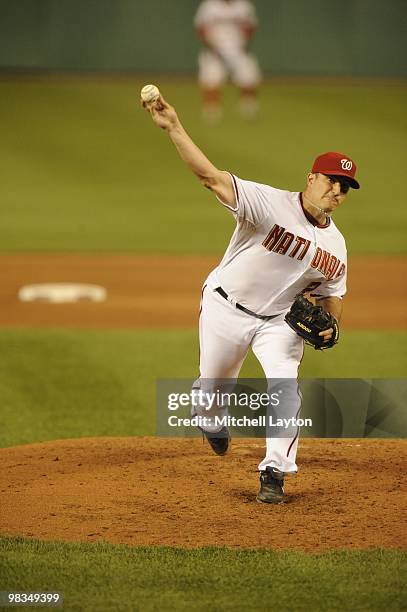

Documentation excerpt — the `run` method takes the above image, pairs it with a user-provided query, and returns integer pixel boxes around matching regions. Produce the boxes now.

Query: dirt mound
[1,437,405,551]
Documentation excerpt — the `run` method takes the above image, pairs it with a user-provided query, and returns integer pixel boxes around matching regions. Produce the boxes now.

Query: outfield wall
[0,0,406,76]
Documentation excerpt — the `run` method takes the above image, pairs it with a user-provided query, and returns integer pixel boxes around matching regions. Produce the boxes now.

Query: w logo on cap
[312,151,360,189]
[341,159,353,171]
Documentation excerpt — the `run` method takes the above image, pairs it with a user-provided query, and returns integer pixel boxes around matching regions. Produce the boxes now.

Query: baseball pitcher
[142,89,359,504]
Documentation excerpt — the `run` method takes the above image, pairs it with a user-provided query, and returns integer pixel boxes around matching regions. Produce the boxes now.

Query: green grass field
[0,328,405,448]
[0,78,406,254]
[1,538,405,612]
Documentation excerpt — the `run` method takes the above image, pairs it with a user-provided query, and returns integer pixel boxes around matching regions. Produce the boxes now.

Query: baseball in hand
[141,84,160,104]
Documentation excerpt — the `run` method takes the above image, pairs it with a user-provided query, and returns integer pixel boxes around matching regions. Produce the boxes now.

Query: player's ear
[307,172,316,187]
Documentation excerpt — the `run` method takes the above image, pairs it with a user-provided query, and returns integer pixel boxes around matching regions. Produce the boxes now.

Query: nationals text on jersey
[262,223,346,280]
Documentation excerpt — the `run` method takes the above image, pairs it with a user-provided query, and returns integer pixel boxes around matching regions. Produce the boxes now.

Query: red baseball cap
[312,152,360,189]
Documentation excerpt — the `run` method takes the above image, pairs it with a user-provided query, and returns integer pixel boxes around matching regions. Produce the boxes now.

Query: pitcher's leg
[251,317,304,474]
[258,381,302,473]
[193,287,255,442]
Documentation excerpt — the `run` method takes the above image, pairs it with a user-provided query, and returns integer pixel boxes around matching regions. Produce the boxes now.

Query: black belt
[215,287,279,321]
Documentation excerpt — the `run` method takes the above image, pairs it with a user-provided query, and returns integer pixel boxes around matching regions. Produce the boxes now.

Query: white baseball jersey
[194,0,258,55]
[206,174,347,315]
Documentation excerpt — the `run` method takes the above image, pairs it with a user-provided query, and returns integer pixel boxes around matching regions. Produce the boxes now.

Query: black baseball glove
[284,294,339,350]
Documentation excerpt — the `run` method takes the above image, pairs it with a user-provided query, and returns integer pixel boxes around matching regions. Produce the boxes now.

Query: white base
[18,283,107,304]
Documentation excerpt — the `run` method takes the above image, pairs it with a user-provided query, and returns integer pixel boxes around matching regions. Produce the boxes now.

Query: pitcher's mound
[1,437,405,551]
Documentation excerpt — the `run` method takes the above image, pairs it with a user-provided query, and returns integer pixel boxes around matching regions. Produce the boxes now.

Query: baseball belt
[215,287,279,321]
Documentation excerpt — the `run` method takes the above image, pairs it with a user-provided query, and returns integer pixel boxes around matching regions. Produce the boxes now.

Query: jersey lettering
[320,250,331,276]
[311,247,346,280]
[263,225,345,279]
[288,236,306,258]
[273,232,294,255]
[263,225,310,261]
[264,228,345,280]
[296,239,311,260]
[262,224,285,251]
[334,263,346,279]
[326,256,340,279]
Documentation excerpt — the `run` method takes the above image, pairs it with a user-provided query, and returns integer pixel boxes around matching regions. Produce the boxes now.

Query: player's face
[307,173,349,212]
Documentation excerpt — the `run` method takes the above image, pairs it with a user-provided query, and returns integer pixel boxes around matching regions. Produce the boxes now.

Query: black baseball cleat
[199,426,230,456]
[256,466,285,504]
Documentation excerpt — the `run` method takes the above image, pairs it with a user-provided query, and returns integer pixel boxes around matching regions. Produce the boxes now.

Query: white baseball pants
[197,284,304,473]
[198,49,261,89]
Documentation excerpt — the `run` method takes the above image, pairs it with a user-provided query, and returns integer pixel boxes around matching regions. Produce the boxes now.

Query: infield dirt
[1,437,406,551]
[0,254,406,329]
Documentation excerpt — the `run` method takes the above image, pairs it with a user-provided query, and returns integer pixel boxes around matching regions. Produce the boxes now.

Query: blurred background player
[194,0,262,121]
